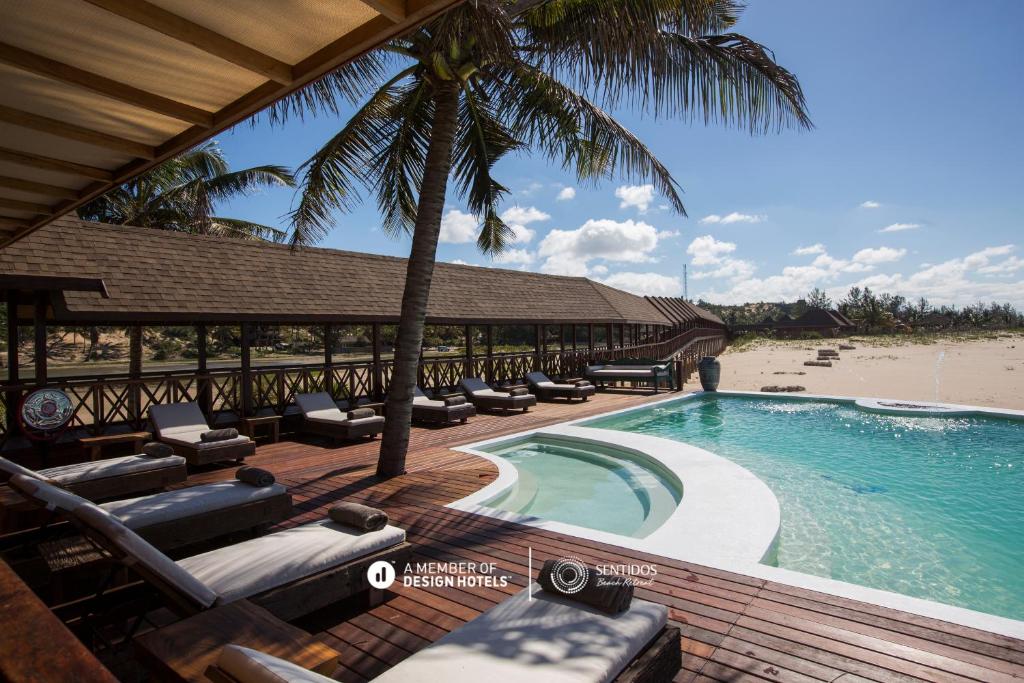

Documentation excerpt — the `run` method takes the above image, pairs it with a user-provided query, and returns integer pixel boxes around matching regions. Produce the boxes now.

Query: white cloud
[657,229,681,239]
[852,246,907,265]
[519,181,543,196]
[590,264,609,276]
[793,243,826,256]
[446,259,472,265]
[615,184,655,213]
[599,272,682,297]
[438,209,478,244]
[699,212,765,225]
[978,255,1024,275]
[556,187,576,201]
[538,218,663,275]
[500,206,550,244]
[879,222,921,233]
[491,249,534,265]
[686,235,736,266]
[691,258,757,282]
[963,244,1013,268]
[860,200,881,209]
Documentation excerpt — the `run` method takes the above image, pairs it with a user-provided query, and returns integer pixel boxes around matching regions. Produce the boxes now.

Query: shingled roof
[0,216,671,326]
[644,296,725,327]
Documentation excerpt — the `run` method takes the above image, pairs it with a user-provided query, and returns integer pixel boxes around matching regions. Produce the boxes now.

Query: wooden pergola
[0,0,463,248]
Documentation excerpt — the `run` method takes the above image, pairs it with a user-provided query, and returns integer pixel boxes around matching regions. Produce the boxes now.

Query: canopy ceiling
[0,0,462,248]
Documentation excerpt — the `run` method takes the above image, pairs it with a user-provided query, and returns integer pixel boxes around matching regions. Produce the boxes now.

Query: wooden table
[79,430,152,461]
[134,600,340,682]
[239,415,281,443]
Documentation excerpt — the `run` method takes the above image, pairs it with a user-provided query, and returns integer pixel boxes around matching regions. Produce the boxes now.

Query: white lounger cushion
[374,586,667,683]
[588,369,657,377]
[178,520,406,603]
[150,402,210,436]
[39,454,186,483]
[73,502,220,609]
[101,481,288,529]
[218,645,336,683]
[7,474,91,513]
[295,392,346,422]
[160,431,252,450]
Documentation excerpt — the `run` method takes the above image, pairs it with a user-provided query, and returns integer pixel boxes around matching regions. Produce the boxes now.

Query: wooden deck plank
[143,390,1022,683]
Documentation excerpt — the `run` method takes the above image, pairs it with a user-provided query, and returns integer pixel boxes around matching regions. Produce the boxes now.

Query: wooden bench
[79,431,152,461]
[135,599,340,683]
[238,415,281,444]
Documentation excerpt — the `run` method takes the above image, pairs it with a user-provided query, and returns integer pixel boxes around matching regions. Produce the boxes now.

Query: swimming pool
[478,435,681,538]
[585,394,1024,621]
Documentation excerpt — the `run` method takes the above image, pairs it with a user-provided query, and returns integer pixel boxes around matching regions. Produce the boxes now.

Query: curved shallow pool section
[452,426,780,565]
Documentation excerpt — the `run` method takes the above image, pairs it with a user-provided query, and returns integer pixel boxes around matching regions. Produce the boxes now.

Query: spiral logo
[549,557,589,595]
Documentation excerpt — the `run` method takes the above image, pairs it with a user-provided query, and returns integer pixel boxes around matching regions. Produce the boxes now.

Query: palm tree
[278,0,811,478]
[78,142,295,241]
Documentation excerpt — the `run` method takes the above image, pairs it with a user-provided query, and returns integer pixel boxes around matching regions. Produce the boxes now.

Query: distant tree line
[698,286,1023,333]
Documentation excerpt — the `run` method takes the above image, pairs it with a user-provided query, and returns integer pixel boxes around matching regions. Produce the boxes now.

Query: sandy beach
[717,332,1024,410]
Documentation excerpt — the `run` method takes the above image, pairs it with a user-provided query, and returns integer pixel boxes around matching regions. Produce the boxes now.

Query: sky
[215,1,1024,308]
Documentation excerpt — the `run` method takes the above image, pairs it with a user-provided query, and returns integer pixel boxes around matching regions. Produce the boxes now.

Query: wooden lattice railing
[0,328,725,442]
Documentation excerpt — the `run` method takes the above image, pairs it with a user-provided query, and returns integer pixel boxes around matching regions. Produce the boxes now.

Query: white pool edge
[447,389,1024,640]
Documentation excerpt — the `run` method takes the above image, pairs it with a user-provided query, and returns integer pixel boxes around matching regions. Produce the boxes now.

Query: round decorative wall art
[19,388,74,440]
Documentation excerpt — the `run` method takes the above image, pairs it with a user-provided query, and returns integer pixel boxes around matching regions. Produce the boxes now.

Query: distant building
[733,308,855,338]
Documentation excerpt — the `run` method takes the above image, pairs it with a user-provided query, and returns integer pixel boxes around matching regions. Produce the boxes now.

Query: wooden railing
[0,328,726,443]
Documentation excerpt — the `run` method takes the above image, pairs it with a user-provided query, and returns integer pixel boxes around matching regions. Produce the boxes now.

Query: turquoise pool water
[585,395,1024,620]
[479,436,681,538]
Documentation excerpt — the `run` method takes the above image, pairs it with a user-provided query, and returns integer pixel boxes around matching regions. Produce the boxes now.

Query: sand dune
[717,333,1024,411]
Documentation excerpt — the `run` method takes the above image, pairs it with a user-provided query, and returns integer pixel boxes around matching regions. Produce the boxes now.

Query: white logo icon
[549,557,589,595]
[367,560,396,589]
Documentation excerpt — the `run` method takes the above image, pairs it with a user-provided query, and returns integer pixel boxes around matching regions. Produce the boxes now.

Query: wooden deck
[179,391,1024,683]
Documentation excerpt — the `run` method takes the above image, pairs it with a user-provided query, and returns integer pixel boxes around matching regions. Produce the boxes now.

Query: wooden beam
[0,216,28,230]
[0,104,155,158]
[83,0,294,85]
[33,293,47,385]
[358,0,407,22]
[5,295,20,437]
[0,176,78,200]
[240,323,252,417]
[0,197,50,214]
[0,147,112,181]
[371,323,382,399]
[0,42,214,126]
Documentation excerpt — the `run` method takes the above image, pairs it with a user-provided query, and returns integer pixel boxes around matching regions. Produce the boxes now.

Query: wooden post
[559,324,566,353]
[196,324,211,415]
[485,324,494,384]
[324,324,335,398]
[619,323,626,351]
[588,323,595,358]
[605,323,613,351]
[571,324,578,351]
[240,323,252,417]
[371,323,382,400]
[4,295,19,436]
[464,324,474,379]
[33,293,47,386]
[128,324,143,427]
[533,324,543,371]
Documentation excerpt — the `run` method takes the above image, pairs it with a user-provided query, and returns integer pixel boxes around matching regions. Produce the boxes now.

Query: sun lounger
[459,378,537,414]
[526,371,597,402]
[150,403,255,466]
[295,393,385,443]
[204,585,680,683]
[0,453,186,504]
[8,473,291,551]
[585,359,674,393]
[412,387,476,425]
[69,499,410,621]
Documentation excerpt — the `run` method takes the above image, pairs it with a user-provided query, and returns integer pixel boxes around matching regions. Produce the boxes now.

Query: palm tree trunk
[377,80,461,479]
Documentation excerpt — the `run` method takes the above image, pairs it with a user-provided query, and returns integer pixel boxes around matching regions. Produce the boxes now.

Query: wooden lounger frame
[74,505,413,622]
[0,462,188,534]
[161,440,255,467]
[529,383,596,403]
[299,417,384,444]
[412,403,476,425]
[466,393,537,414]
[204,622,680,683]
[135,492,292,551]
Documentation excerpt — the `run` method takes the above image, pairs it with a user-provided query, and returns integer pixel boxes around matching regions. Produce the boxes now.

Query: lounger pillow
[508,387,529,396]
[142,442,174,458]
[235,466,275,487]
[574,380,592,388]
[201,428,239,443]
[538,559,633,615]
[444,396,467,406]
[328,502,388,531]
[346,407,376,420]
